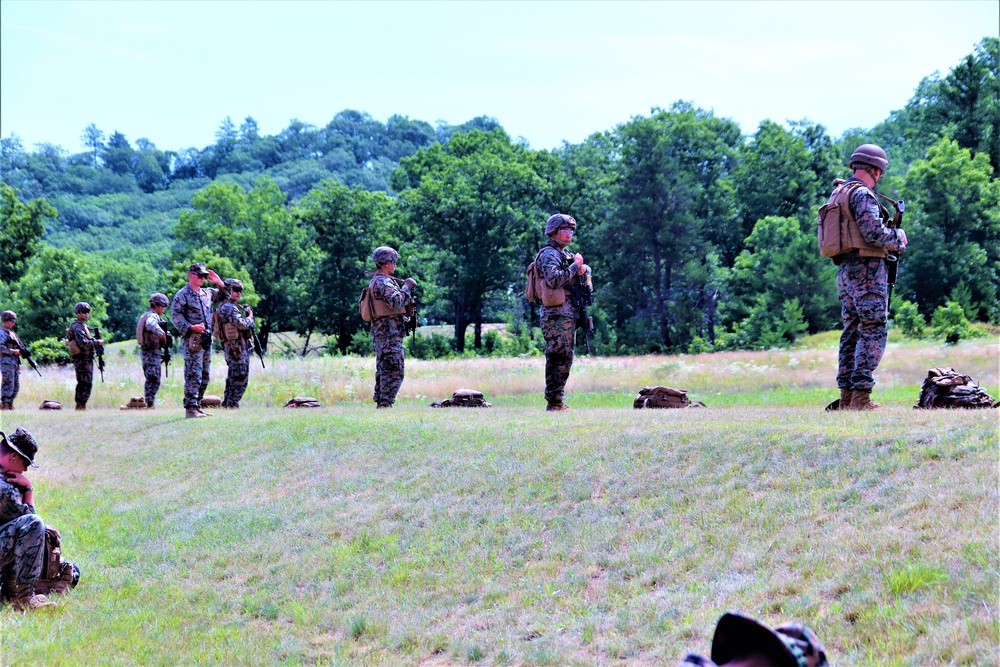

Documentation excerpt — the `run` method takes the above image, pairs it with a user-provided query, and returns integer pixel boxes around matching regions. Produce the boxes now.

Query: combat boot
[0,402,10,411]
[75,403,86,411]
[850,390,880,411]
[185,408,207,418]
[146,401,154,410]
[546,403,571,412]
[8,584,56,612]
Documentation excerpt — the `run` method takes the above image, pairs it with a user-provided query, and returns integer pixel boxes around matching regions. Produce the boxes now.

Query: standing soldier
[171,263,226,419]
[828,145,908,410]
[537,214,588,411]
[137,293,170,409]
[66,303,103,411]
[368,246,416,409]
[0,312,23,411]
[216,279,254,409]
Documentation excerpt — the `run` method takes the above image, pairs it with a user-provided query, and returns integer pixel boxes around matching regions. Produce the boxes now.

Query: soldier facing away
[368,246,416,409]
[537,213,589,411]
[66,302,103,411]
[827,145,908,410]
[0,311,23,411]
[215,279,255,409]
[0,428,56,612]
[137,293,170,409]
[171,263,227,419]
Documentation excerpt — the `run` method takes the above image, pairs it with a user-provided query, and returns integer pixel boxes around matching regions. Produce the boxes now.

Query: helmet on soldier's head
[1,310,15,322]
[74,302,91,314]
[849,144,888,172]
[372,246,399,266]
[224,279,244,292]
[545,214,577,236]
[149,293,169,307]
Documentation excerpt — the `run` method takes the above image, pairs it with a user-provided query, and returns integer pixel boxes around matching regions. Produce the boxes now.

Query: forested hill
[1,38,997,358]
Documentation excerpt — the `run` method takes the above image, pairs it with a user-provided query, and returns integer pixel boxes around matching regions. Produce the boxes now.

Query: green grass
[0,338,997,665]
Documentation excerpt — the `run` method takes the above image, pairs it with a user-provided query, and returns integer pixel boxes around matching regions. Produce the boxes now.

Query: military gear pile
[38,400,62,410]
[633,386,706,409]
[915,367,997,409]
[430,389,492,408]
[200,394,222,407]
[33,526,80,597]
[119,397,148,410]
[284,396,322,408]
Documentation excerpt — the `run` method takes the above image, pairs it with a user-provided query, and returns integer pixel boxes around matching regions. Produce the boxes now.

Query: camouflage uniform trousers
[837,257,889,391]
[140,348,162,406]
[372,316,406,407]
[182,336,212,409]
[72,355,94,406]
[541,313,577,405]
[222,340,252,408]
[0,359,19,404]
[0,514,45,591]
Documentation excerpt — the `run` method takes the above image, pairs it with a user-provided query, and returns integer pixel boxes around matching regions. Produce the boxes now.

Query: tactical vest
[136,312,160,349]
[211,308,242,341]
[360,277,408,322]
[525,247,576,307]
[65,323,87,356]
[817,180,891,261]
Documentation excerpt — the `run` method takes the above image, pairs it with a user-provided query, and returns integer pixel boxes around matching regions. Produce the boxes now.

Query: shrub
[28,336,71,366]
[931,301,979,345]
[895,300,926,338]
[405,332,454,360]
[347,330,373,356]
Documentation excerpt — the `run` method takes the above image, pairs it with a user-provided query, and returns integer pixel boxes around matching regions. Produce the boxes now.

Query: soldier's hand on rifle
[573,253,585,274]
[190,323,206,334]
[897,230,908,249]
[10,348,19,357]
[404,277,417,289]
[246,308,253,320]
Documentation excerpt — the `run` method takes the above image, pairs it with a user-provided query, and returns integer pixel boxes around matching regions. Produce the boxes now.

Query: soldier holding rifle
[137,293,170,409]
[0,312,26,411]
[215,279,255,409]
[66,302,103,411]
[368,246,416,409]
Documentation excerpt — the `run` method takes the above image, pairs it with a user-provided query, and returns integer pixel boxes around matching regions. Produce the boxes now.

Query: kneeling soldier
[0,311,23,411]
[137,293,170,409]
[0,428,55,611]
[216,279,254,409]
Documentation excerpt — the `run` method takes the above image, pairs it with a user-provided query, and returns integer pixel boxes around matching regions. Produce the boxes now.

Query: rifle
[873,191,905,308]
[237,305,265,369]
[160,322,174,377]
[567,265,595,355]
[13,336,42,378]
[92,326,106,383]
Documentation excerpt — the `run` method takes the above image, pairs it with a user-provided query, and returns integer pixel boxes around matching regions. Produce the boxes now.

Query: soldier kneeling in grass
[0,428,56,612]
[676,612,828,667]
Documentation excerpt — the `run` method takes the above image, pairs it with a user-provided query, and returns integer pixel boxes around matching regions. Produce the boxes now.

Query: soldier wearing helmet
[216,279,255,409]
[136,293,171,409]
[0,311,23,411]
[368,246,416,409]
[827,144,909,410]
[66,302,103,411]
[537,213,588,411]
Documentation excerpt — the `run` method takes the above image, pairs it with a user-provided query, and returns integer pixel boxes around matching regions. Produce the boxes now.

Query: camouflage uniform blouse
[67,321,99,359]
[0,329,22,364]
[171,285,222,338]
[0,477,34,525]
[537,238,580,319]
[370,275,413,340]
[139,311,166,349]
[216,301,254,345]
[846,179,907,253]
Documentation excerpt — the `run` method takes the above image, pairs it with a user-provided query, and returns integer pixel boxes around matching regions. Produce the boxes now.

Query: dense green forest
[1,38,997,359]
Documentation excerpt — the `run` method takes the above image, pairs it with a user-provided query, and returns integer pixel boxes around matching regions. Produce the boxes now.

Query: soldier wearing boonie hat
[676,612,828,667]
[171,262,228,418]
[0,311,23,411]
[137,293,171,409]
[66,302,103,411]
[0,427,56,611]
[368,246,416,409]
[217,278,255,409]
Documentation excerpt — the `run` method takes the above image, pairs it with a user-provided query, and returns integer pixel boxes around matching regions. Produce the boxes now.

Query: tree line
[1,38,997,358]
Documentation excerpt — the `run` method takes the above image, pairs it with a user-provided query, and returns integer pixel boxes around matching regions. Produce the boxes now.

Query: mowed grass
[0,338,997,665]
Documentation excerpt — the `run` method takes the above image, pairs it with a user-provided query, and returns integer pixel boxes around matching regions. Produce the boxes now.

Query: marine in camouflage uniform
[675,612,827,667]
[537,214,587,411]
[0,428,54,611]
[67,302,103,410]
[833,145,908,410]
[368,246,415,409]
[0,311,23,410]
[171,263,228,418]
[138,294,170,408]
[216,279,255,409]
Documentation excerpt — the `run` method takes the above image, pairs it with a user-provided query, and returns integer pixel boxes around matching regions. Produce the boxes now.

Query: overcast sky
[2,1,996,155]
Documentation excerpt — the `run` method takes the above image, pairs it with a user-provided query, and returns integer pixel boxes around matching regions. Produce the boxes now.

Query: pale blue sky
[2,1,997,154]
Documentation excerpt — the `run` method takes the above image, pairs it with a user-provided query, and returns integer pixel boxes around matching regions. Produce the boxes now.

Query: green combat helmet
[372,246,399,266]
[149,293,169,307]
[74,302,91,315]
[849,144,888,171]
[545,213,577,236]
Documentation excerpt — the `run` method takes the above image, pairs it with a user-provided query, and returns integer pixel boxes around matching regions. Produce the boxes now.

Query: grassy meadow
[0,334,997,665]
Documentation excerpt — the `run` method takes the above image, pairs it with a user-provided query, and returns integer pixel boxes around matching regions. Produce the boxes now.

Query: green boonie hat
[1,310,15,322]
[149,293,169,307]
[224,279,244,291]
[711,613,828,667]
[545,213,577,236]
[187,263,209,277]
[372,246,399,265]
[1,427,39,468]
[74,302,91,314]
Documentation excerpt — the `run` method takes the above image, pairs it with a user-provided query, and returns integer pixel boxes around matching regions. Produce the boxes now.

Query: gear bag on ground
[915,367,997,409]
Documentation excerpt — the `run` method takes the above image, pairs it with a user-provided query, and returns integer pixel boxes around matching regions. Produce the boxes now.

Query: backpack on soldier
[817,180,865,258]
[65,326,82,356]
[633,386,706,409]
[34,526,81,596]
[525,249,569,307]
[915,367,998,409]
[359,284,376,322]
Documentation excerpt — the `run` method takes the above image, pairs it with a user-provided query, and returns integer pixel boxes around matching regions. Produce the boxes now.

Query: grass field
[0,335,997,665]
